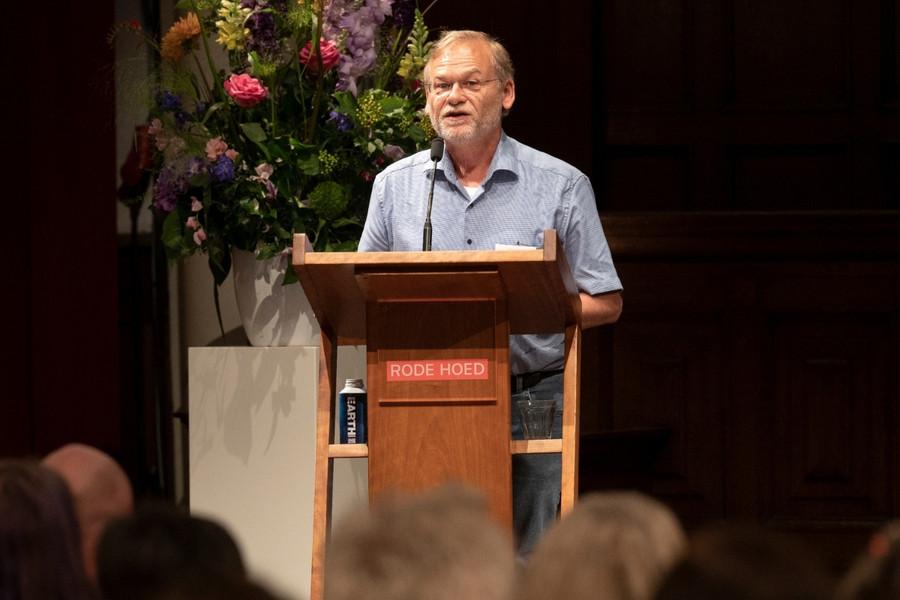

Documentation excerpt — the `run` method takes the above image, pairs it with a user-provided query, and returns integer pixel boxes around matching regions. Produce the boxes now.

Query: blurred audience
[10,444,870,600]
[0,459,96,599]
[97,505,255,600]
[515,491,686,600]
[325,484,515,600]
[43,443,134,582]
[655,523,832,600]
[144,570,283,600]
[96,504,249,600]
[835,520,900,600]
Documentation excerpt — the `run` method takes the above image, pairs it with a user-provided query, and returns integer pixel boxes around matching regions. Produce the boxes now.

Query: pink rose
[254,163,273,180]
[185,216,200,230]
[225,148,239,161]
[223,73,269,108]
[205,137,228,160]
[193,228,207,246]
[190,196,203,212]
[299,39,341,73]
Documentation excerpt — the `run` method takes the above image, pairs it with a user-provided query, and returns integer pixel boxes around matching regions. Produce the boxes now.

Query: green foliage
[130,0,435,284]
[397,10,433,81]
[309,181,350,221]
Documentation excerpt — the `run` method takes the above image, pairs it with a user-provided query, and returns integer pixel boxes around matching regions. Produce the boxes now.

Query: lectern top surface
[299,248,547,266]
[291,230,580,344]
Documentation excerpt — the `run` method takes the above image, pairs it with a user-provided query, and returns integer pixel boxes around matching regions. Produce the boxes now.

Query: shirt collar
[421,131,520,186]
[486,132,518,179]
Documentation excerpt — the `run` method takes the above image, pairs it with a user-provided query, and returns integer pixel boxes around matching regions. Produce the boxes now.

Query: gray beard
[432,111,502,145]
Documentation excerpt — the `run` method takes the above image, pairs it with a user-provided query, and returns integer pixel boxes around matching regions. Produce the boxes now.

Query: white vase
[231,249,321,346]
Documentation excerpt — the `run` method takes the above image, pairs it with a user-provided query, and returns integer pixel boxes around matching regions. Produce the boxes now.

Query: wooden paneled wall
[579,0,900,568]
[596,0,900,211]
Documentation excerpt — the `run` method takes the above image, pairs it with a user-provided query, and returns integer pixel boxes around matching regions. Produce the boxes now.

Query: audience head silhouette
[96,504,247,600]
[0,459,95,600]
[515,491,685,600]
[138,570,282,600]
[42,443,134,582]
[325,484,515,600]
[656,523,831,600]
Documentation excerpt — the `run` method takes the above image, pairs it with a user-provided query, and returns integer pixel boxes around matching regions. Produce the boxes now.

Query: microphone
[422,137,444,251]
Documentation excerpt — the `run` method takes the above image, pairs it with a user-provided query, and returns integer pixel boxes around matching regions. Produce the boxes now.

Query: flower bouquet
[120,0,434,286]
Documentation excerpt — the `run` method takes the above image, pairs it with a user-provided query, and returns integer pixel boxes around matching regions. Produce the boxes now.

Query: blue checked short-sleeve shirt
[359,133,622,374]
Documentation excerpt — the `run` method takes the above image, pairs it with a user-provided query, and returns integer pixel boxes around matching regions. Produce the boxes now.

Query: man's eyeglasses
[425,78,500,96]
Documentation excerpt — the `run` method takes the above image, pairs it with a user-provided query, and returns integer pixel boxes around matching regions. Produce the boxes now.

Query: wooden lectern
[292,229,583,600]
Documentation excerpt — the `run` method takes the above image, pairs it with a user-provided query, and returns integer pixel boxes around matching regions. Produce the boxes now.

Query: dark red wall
[3,2,119,458]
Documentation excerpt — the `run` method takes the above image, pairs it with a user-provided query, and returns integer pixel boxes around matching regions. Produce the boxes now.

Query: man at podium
[359,29,623,555]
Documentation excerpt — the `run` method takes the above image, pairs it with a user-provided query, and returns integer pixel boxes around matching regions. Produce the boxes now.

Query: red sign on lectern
[386,359,490,382]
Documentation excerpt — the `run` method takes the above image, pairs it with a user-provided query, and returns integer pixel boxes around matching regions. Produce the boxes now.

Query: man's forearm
[578,291,623,329]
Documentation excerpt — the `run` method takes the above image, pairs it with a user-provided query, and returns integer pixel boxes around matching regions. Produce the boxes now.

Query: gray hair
[424,30,515,84]
[515,492,687,600]
[325,485,515,600]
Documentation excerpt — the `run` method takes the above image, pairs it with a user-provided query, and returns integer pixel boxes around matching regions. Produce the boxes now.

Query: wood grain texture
[292,230,583,344]
[368,299,500,403]
[297,229,583,576]
[310,329,336,600]
[367,297,514,526]
[561,323,582,516]
[510,439,563,454]
[328,444,368,458]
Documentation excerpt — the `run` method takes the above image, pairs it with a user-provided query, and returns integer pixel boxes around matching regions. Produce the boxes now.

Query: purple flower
[156,90,182,112]
[366,0,394,21]
[153,167,187,212]
[209,155,235,183]
[243,0,288,10]
[240,0,275,8]
[246,10,277,55]
[264,179,277,199]
[326,0,394,94]
[342,12,376,48]
[328,110,353,132]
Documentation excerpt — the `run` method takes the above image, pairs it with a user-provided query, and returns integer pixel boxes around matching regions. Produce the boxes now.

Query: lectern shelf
[327,440,564,457]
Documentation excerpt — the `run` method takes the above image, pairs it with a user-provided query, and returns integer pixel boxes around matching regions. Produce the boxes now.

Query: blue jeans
[511,372,563,556]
